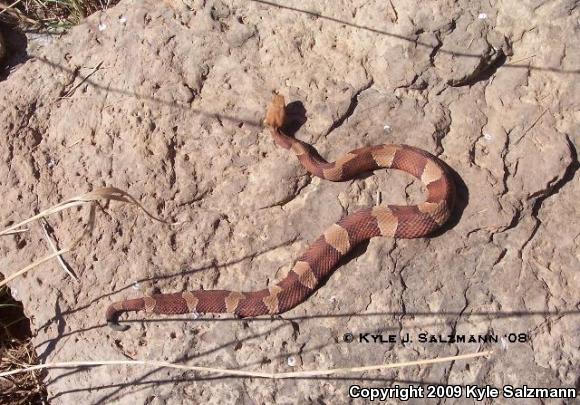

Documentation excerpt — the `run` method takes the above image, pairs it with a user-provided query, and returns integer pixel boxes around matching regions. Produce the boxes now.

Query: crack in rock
[324,79,374,137]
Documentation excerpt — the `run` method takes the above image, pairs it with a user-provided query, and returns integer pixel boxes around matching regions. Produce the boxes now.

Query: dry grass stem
[509,54,536,65]
[514,107,550,145]
[0,350,494,380]
[0,248,71,289]
[62,61,104,98]
[1,0,121,29]
[0,187,179,289]
[0,186,177,237]
[0,0,24,17]
[40,218,78,281]
[0,338,47,404]
[0,228,29,235]
[0,286,47,403]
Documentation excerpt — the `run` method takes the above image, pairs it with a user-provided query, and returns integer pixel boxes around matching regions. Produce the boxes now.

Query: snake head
[264,94,286,129]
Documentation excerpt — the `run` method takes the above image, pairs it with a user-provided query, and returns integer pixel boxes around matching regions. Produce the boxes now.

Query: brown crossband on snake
[106,94,455,331]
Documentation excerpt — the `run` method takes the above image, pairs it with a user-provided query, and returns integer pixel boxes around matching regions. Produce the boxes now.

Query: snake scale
[106,94,455,331]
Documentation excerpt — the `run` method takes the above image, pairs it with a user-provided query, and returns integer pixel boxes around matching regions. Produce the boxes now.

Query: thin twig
[0,1,37,25]
[0,248,71,289]
[509,54,536,65]
[0,203,96,288]
[0,0,24,16]
[388,0,398,22]
[0,187,178,288]
[61,61,104,98]
[40,218,78,281]
[0,228,29,235]
[514,107,549,145]
[0,350,493,379]
[66,138,83,147]
[0,200,85,237]
[0,186,178,237]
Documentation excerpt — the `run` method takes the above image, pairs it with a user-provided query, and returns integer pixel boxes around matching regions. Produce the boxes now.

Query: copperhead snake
[106,94,455,331]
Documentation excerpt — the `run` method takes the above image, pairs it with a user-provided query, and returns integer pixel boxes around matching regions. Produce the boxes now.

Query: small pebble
[383,124,392,133]
[191,311,200,319]
[98,23,107,31]
[478,13,488,19]
[483,132,493,141]
[119,15,127,24]
[132,281,140,290]
[287,356,297,367]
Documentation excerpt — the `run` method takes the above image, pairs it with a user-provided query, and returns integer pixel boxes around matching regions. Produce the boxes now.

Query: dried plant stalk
[0,187,179,288]
[0,350,493,380]
[0,186,176,237]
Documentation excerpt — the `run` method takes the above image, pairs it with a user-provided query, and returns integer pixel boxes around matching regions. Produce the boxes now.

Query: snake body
[106,95,455,330]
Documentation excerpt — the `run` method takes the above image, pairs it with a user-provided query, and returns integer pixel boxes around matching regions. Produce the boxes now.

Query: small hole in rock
[16,238,27,250]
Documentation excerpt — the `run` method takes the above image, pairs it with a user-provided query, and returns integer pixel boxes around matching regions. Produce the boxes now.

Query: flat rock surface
[0,0,578,403]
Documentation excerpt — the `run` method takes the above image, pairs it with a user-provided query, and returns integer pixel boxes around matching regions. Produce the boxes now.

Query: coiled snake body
[106,95,455,330]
